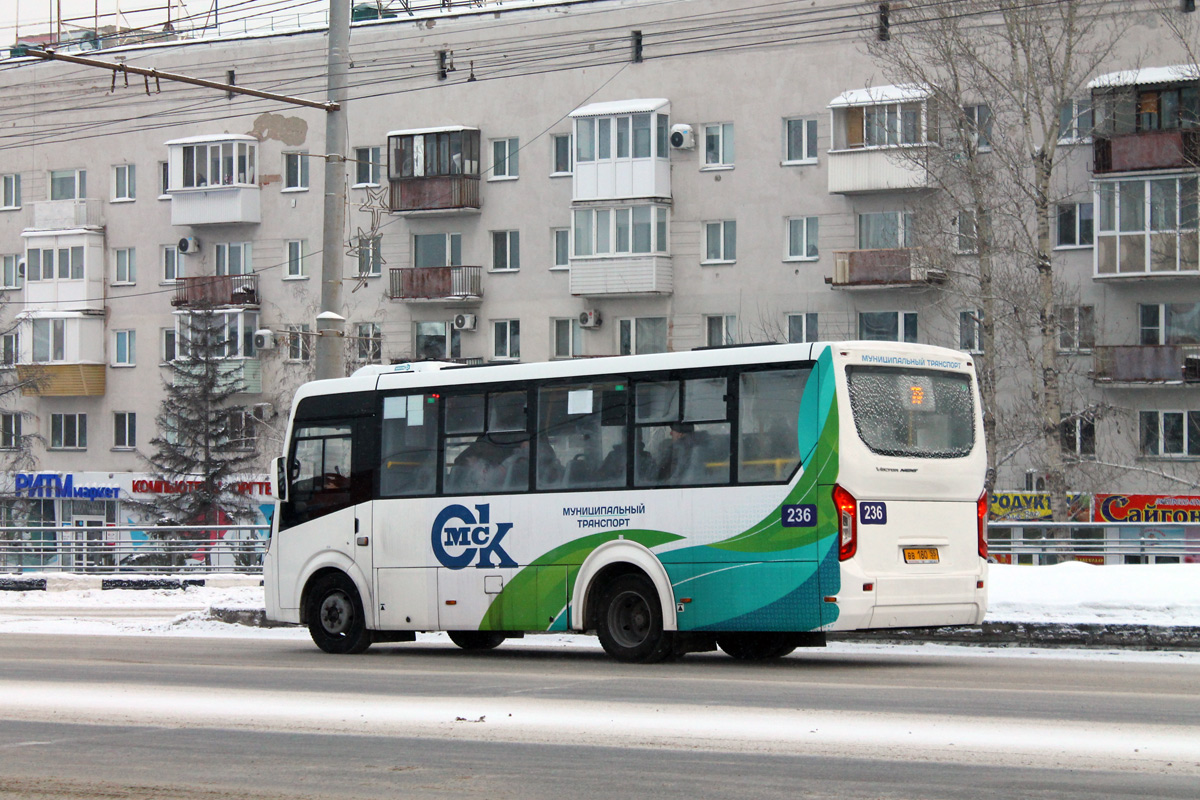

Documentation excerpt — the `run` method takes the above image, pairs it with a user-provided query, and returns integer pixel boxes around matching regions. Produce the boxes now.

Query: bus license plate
[904,547,939,564]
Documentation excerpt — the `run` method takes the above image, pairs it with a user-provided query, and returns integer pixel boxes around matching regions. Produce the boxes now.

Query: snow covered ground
[0,563,1197,651]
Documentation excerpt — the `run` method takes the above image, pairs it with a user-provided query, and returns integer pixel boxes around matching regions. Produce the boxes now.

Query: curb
[831,622,1200,650]
[0,574,264,592]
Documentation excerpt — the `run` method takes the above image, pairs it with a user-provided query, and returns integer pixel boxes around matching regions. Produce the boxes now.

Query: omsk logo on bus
[431,503,518,569]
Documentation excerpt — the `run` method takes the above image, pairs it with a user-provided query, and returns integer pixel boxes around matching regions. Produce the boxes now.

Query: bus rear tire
[717,632,796,660]
[448,631,507,650]
[596,573,674,664]
[307,573,372,655]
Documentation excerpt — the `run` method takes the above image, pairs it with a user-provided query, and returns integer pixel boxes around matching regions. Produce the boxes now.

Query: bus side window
[635,377,730,487]
[738,368,810,483]
[537,382,626,490]
[443,390,532,494]
[380,395,438,497]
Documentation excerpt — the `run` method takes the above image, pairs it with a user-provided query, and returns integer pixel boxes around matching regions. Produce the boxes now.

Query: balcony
[169,186,261,226]
[172,359,262,394]
[30,199,103,230]
[569,256,673,296]
[829,249,946,288]
[16,364,105,397]
[388,266,482,302]
[827,147,931,194]
[1092,344,1200,384]
[171,275,260,308]
[1093,130,1200,174]
[388,175,480,215]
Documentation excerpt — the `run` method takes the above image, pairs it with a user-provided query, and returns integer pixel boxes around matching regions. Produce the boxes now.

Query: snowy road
[1,634,1197,799]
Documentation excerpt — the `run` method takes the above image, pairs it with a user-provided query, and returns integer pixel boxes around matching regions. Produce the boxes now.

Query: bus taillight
[977,491,988,559]
[832,484,857,561]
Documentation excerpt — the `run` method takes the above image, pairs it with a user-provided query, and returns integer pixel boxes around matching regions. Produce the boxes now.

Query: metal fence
[987,521,1200,565]
[0,525,269,574]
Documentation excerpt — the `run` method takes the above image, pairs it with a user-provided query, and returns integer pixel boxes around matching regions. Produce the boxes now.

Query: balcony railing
[389,175,481,214]
[827,146,931,193]
[171,275,260,308]
[15,364,105,396]
[30,198,103,229]
[388,266,482,301]
[1093,129,1200,174]
[829,249,947,288]
[1091,344,1200,383]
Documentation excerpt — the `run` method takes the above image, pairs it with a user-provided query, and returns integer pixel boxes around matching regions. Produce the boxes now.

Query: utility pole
[316,0,350,381]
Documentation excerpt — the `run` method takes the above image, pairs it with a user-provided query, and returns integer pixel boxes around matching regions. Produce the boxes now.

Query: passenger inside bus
[655,422,714,484]
[447,438,508,494]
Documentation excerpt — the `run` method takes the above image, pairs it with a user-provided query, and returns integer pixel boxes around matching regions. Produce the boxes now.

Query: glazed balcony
[1093,130,1200,175]
[16,363,105,397]
[388,266,482,302]
[1092,344,1200,384]
[829,249,946,288]
[170,275,260,308]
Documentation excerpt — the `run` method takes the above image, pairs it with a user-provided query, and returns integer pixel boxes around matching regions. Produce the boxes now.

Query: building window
[703,221,737,264]
[1140,410,1200,457]
[552,317,582,358]
[283,152,309,190]
[159,161,170,196]
[32,319,66,362]
[959,309,983,353]
[703,122,735,168]
[1,332,17,367]
[705,314,737,346]
[491,137,519,179]
[286,240,306,278]
[859,311,918,343]
[783,118,818,164]
[357,235,383,276]
[846,102,923,148]
[494,319,520,360]
[414,321,461,361]
[353,146,381,186]
[2,174,20,209]
[162,245,181,282]
[50,413,87,450]
[955,211,978,254]
[112,164,136,201]
[787,313,818,343]
[492,230,520,271]
[50,169,86,200]
[962,104,993,151]
[573,205,668,256]
[551,134,573,175]
[356,322,382,363]
[176,310,259,359]
[2,254,22,289]
[162,328,177,362]
[786,216,819,260]
[215,242,252,275]
[1096,176,1199,275]
[1058,305,1095,352]
[1139,302,1200,345]
[114,248,136,284]
[113,412,136,449]
[113,330,136,366]
[858,211,915,249]
[619,317,667,355]
[1058,98,1094,142]
[552,228,570,269]
[180,141,256,187]
[1057,202,1094,247]
[413,233,461,268]
[25,246,83,282]
[0,413,20,449]
[223,410,256,451]
[1061,414,1095,459]
[286,324,311,361]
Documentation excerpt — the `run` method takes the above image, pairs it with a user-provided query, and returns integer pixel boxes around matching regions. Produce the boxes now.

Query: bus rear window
[846,366,974,458]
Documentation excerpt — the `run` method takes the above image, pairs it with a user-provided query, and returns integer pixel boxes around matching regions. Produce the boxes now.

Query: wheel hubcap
[609,590,651,649]
[319,591,353,635]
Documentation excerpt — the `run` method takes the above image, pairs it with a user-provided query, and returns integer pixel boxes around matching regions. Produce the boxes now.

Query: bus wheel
[596,573,674,663]
[307,573,372,654]
[717,632,796,660]
[448,631,507,650]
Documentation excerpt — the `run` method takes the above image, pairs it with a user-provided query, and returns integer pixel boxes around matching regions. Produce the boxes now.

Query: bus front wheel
[716,632,796,660]
[306,573,372,654]
[448,631,507,650]
[595,573,674,663]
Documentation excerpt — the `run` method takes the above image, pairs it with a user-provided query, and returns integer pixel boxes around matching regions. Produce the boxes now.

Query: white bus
[264,341,988,663]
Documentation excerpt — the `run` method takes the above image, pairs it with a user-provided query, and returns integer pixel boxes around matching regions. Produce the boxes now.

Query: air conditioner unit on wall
[669,123,695,150]
[453,313,477,331]
[178,236,200,255]
[579,310,602,329]
[253,329,276,350]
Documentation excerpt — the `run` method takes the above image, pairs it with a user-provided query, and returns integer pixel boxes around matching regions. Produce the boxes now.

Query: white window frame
[113,411,136,450]
[113,329,136,366]
[2,173,21,209]
[112,164,136,202]
[782,117,818,165]
[702,220,737,264]
[162,245,181,283]
[785,216,819,261]
[702,122,735,169]
[958,308,983,354]
[1058,97,1094,144]
[357,235,383,276]
[412,232,461,268]
[1056,202,1094,249]
[25,246,84,282]
[1,331,18,367]
[1139,410,1200,458]
[285,240,306,279]
[179,141,256,188]
[858,211,915,250]
[954,210,978,255]
[32,318,67,363]
[283,152,309,191]
[618,317,668,355]
[787,313,818,343]
[551,317,582,359]
[2,254,22,289]
[50,413,87,450]
[704,314,738,347]
[551,228,570,270]
[114,248,136,285]
[490,137,520,180]
[49,168,86,200]
[175,309,259,360]
[551,133,573,176]
[1061,414,1096,460]
[158,161,170,198]
[286,324,311,362]
[493,319,520,361]
[1096,176,1199,275]
[572,205,669,257]
[962,104,993,152]
[0,412,21,450]
[491,230,520,272]
[853,102,924,149]
[414,320,461,361]
[355,322,382,363]
[353,146,382,187]
[162,328,177,363]
[215,242,253,276]
[1057,305,1095,353]
[858,311,919,343]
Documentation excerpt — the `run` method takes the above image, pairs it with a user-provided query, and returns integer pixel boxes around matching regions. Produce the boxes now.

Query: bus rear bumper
[824,570,988,631]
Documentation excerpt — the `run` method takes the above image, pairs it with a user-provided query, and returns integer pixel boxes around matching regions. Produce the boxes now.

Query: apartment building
[0,0,1197,533]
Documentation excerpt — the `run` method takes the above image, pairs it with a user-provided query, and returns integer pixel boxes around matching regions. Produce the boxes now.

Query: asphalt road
[0,634,1197,799]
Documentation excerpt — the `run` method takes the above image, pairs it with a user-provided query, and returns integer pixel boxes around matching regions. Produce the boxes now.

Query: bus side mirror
[271,456,289,503]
